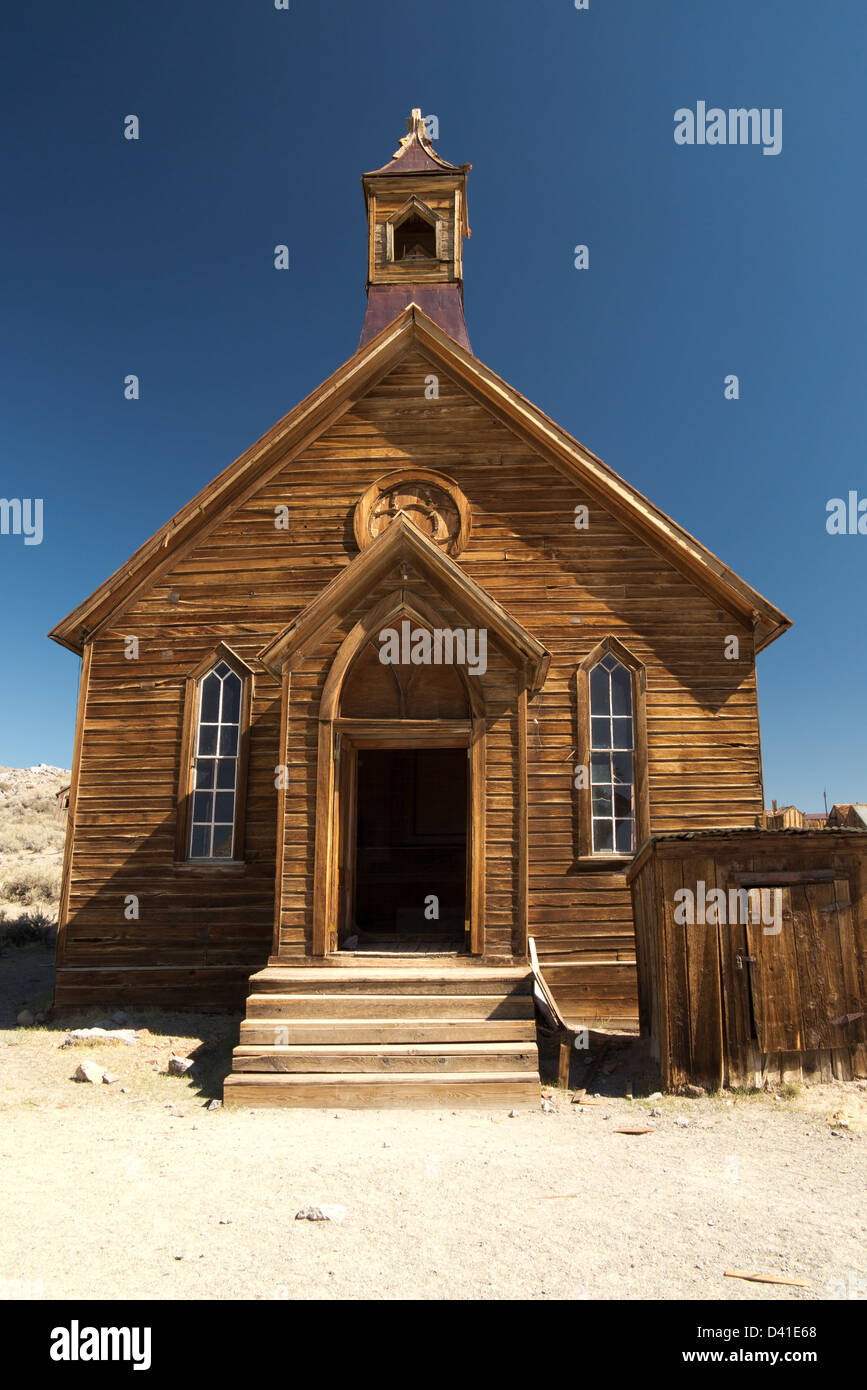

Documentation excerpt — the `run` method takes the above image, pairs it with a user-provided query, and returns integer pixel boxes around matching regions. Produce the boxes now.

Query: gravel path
[1,948,865,1302]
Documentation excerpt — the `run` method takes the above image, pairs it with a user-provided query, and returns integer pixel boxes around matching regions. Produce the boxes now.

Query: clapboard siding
[55,350,763,1019]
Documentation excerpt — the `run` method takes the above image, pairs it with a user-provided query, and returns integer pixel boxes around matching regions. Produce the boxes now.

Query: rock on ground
[63,1028,138,1047]
[72,1060,105,1084]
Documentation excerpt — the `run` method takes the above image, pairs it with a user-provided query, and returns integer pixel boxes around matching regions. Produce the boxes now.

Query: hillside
[0,764,70,924]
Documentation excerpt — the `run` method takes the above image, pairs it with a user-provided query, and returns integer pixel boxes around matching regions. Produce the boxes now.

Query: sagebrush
[0,771,68,928]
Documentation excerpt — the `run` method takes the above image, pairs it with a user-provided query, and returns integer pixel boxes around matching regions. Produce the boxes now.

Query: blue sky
[1,0,864,810]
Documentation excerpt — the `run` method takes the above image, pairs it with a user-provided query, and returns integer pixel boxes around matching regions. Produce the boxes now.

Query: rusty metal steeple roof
[364,108,470,177]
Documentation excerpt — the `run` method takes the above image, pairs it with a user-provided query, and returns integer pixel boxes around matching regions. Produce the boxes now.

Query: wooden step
[278,952,521,969]
[222,1071,540,1109]
[249,967,532,996]
[231,1042,538,1073]
[239,1017,538,1045]
[227,960,541,1107]
[245,992,536,1020]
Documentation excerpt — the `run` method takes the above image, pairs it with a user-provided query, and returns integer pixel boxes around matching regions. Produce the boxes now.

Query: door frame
[313,717,486,956]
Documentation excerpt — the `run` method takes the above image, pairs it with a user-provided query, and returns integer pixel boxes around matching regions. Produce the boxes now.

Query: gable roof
[257,512,551,692]
[829,803,867,829]
[49,304,791,656]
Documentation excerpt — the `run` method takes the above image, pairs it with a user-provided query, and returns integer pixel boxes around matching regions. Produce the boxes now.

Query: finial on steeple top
[391,108,433,160]
[364,108,469,177]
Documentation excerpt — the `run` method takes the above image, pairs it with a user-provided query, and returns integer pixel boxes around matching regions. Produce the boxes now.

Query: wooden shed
[628,829,867,1089]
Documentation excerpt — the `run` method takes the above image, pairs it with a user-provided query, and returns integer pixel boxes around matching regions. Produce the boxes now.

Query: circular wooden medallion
[353,469,471,557]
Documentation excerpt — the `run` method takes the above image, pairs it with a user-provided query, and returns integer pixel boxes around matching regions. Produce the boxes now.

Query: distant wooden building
[54,784,70,825]
[828,804,867,831]
[50,113,795,1104]
[765,804,827,831]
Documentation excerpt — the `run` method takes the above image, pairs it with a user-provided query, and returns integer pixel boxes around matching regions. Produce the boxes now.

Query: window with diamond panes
[189,662,243,859]
[589,653,635,854]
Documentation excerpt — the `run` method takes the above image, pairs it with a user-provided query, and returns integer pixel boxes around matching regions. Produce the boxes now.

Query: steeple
[359,109,471,349]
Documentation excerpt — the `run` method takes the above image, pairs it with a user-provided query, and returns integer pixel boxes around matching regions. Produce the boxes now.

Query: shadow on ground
[2,943,664,1102]
[536,1022,663,1098]
[0,943,242,1103]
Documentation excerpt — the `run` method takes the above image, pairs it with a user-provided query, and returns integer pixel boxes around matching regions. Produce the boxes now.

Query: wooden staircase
[223,961,541,1108]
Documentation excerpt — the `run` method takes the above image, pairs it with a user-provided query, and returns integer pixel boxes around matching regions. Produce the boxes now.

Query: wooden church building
[50,112,793,1105]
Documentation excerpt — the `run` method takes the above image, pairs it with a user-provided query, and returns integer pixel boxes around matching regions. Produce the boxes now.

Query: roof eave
[404,311,792,647]
[49,302,791,661]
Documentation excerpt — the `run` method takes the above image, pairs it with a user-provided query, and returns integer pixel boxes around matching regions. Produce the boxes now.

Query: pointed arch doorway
[317,593,485,957]
[258,514,551,965]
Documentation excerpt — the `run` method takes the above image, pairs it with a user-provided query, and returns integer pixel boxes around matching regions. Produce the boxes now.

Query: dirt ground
[1,946,865,1302]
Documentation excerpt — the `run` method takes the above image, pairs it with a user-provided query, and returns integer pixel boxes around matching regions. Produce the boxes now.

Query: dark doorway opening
[394,212,437,261]
[350,747,467,951]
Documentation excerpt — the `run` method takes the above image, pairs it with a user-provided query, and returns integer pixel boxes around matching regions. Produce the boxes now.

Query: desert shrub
[0,802,65,855]
[0,772,68,917]
[2,823,61,855]
[0,911,57,949]
[0,861,63,906]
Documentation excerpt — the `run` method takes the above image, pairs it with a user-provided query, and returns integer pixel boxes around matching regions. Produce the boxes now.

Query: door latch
[735,952,757,970]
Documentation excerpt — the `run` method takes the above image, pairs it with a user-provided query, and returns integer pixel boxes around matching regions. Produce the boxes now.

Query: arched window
[176,648,252,863]
[589,653,635,854]
[575,638,648,860]
[189,662,243,858]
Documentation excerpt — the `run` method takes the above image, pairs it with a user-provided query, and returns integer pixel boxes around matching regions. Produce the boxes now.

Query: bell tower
[359,109,471,349]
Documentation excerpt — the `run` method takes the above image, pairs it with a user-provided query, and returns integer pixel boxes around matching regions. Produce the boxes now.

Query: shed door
[741,879,865,1052]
